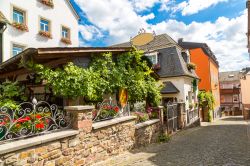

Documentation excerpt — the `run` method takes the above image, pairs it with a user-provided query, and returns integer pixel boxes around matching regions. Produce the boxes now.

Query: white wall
[160,76,197,110]
[0,0,79,61]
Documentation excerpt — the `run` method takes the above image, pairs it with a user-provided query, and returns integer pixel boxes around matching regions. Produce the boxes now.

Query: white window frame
[39,17,50,32]
[145,52,158,65]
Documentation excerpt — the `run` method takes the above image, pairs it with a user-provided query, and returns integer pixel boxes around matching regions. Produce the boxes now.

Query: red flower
[113,106,119,113]
[45,119,50,124]
[35,123,45,129]
[36,115,42,119]
[16,116,31,123]
[0,122,6,126]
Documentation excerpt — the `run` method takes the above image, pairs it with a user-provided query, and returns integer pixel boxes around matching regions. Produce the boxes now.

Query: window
[62,27,70,39]
[40,19,50,32]
[13,8,24,24]
[12,44,24,56]
[145,52,158,65]
[233,95,239,102]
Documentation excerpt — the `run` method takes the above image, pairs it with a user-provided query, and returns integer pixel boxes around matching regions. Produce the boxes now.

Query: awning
[161,81,180,94]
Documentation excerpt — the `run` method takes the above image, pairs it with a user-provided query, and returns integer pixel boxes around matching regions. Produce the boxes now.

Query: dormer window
[145,52,158,65]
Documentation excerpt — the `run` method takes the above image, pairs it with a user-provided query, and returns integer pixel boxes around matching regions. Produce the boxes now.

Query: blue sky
[70,0,249,71]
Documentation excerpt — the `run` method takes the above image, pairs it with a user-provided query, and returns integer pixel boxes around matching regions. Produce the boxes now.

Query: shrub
[158,133,171,143]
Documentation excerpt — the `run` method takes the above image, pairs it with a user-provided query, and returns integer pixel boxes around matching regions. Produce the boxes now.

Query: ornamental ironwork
[0,101,71,143]
[92,98,130,122]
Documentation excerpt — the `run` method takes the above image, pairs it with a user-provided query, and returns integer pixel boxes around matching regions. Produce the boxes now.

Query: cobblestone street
[93,116,250,166]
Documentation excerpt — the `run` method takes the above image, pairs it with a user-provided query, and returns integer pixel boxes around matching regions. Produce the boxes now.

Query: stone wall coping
[0,130,79,155]
[64,105,95,111]
[135,119,160,129]
[93,116,137,130]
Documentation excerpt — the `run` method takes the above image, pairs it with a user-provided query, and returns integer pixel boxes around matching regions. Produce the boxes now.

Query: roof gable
[178,40,219,67]
[65,0,80,20]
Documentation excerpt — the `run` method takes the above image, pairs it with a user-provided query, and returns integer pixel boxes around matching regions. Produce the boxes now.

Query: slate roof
[161,81,180,94]
[178,40,219,66]
[156,46,198,78]
[111,34,183,51]
[0,11,10,24]
[219,71,241,82]
[112,34,198,79]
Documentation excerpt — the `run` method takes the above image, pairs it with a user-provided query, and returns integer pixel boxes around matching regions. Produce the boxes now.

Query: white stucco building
[0,0,79,63]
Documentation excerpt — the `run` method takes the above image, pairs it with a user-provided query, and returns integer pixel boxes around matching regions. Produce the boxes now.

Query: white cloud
[151,10,250,71]
[78,25,103,41]
[75,0,150,43]
[74,0,249,71]
[130,0,160,11]
[176,0,228,16]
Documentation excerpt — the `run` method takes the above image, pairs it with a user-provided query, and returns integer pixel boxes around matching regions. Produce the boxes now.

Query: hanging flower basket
[61,37,72,45]
[39,31,52,39]
[12,22,29,32]
[187,63,197,71]
[41,0,54,8]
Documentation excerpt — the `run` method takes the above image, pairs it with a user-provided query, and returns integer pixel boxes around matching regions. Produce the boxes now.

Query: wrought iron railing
[0,101,71,143]
[92,98,130,122]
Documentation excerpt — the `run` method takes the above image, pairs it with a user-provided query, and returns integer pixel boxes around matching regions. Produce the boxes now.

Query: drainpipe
[0,23,7,64]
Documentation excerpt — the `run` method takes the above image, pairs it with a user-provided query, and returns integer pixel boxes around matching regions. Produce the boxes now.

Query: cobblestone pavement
[93,116,250,166]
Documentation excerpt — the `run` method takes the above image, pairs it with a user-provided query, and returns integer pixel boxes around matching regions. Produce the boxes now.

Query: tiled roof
[112,34,198,79]
[156,46,198,78]
[0,11,10,24]
[219,71,241,82]
[178,40,219,66]
[161,81,180,94]
[111,34,183,51]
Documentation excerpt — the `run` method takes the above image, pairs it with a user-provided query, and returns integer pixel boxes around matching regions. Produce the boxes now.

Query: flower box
[39,31,52,39]
[41,0,54,8]
[61,37,72,45]
[12,22,28,32]
[187,63,196,71]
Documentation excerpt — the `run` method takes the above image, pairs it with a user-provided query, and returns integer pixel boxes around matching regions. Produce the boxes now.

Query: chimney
[178,38,183,44]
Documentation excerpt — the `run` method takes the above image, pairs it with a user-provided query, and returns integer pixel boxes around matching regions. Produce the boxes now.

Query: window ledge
[93,116,137,130]
[135,119,160,129]
[0,130,79,155]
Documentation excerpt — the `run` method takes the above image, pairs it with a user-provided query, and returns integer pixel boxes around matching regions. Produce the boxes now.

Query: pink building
[219,71,242,116]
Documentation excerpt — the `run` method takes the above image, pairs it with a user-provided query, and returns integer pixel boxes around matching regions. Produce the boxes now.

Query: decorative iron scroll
[92,98,130,122]
[0,101,71,143]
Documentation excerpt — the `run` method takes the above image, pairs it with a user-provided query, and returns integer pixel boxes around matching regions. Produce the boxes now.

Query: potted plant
[41,0,54,8]
[187,63,196,71]
[61,37,72,45]
[12,22,29,32]
[39,31,52,39]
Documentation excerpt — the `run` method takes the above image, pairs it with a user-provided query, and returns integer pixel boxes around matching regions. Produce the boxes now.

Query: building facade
[240,68,250,119]
[113,33,199,125]
[179,39,221,119]
[0,0,79,63]
[219,71,242,116]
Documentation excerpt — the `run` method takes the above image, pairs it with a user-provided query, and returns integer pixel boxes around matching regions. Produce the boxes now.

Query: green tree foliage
[198,91,215,111]
[30,48,161,106]
[0,80,26,109]
[198,91,215,122]
[89,48,162,106]
[33,62,100,100]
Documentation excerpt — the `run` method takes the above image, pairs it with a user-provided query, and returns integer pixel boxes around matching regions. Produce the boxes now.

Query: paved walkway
[93,116,250,166]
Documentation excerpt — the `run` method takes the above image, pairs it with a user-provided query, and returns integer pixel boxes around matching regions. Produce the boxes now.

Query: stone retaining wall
[134,120,161,148]
[0,107,162,166]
